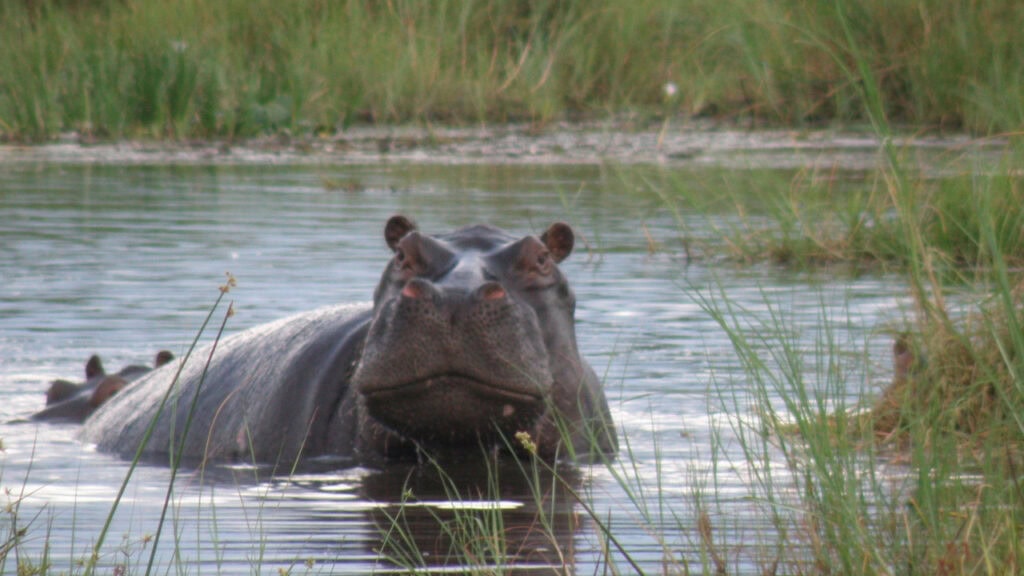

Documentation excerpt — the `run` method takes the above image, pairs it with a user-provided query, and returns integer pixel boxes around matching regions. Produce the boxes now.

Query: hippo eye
[502,237,557,289]
[536,251,553,275]
[515,250,554,288]
[395,249,412,271]
[394,249,415,277]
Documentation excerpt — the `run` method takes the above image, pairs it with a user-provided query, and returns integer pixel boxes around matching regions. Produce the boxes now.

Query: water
[0,160,915,574]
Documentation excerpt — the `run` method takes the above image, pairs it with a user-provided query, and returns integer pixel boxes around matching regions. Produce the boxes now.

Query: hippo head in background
[352,216,615,459]
[45,354,106,406]
[34,350,177,422]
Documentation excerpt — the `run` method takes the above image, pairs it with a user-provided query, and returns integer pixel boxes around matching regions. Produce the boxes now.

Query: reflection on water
[0,163,914,573]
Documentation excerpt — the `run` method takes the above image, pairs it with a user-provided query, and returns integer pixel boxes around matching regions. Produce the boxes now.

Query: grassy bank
[1,0,1022,141]
[630,154,1024,271]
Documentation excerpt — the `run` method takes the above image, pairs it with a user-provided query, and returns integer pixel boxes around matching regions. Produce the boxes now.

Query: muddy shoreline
[0,121,1004,173]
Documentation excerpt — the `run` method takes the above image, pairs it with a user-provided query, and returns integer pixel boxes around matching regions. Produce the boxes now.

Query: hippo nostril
[401,279,430,299]
[478,282,506,301]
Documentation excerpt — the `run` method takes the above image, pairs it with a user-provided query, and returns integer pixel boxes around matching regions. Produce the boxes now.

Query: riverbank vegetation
[632,153,1024,271]
[629,114,1024,456]
[693,278,1024,574]
[643,52,1023,573]
[695,159,1024,569]
[2,0,1023,141]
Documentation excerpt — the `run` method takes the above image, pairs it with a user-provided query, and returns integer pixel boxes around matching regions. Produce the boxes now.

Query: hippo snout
[400,277,506,303]
[396,277,518,333]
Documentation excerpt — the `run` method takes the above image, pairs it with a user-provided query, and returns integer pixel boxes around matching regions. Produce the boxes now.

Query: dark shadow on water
[179,451,590,574]
[360,458,586,574]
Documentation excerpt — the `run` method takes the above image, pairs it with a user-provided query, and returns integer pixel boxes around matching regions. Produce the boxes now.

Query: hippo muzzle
[358,373,547,446]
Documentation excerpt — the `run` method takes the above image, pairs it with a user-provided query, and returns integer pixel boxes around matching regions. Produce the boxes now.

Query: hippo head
[352,215,588,455]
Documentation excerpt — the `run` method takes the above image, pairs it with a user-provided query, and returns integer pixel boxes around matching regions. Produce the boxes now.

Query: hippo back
[83,303,372,466]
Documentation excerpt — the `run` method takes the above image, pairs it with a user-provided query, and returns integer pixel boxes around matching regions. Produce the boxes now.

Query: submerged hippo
[83,216,617,465]
[44,354,106,406]
[34,351,175,422]
[116,350,176,382]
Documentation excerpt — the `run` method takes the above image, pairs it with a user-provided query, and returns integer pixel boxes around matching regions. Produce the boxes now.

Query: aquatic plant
[697,284,1023,574]
[624,158,1024,272]
[83,274,237,576]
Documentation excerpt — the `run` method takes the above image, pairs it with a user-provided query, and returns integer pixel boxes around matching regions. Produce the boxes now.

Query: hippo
[44,354,106,406]
[82,216,617,466]
[871,333,929,435]
[33,351,175,422]
[116,349,176,381]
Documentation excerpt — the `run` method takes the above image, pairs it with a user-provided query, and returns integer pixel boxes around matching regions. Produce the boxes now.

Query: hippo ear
[154,350,174,368]
[540,222,574,263]
[384,215,417,251]
[86,354,104,379]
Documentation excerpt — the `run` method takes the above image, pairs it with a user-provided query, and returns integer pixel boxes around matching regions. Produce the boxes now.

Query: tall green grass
[698,286,1023,573]
[2,0,1022,141]
[629,161,1024,271]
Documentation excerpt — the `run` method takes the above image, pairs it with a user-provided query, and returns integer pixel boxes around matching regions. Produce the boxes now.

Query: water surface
[0,161,914,573]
